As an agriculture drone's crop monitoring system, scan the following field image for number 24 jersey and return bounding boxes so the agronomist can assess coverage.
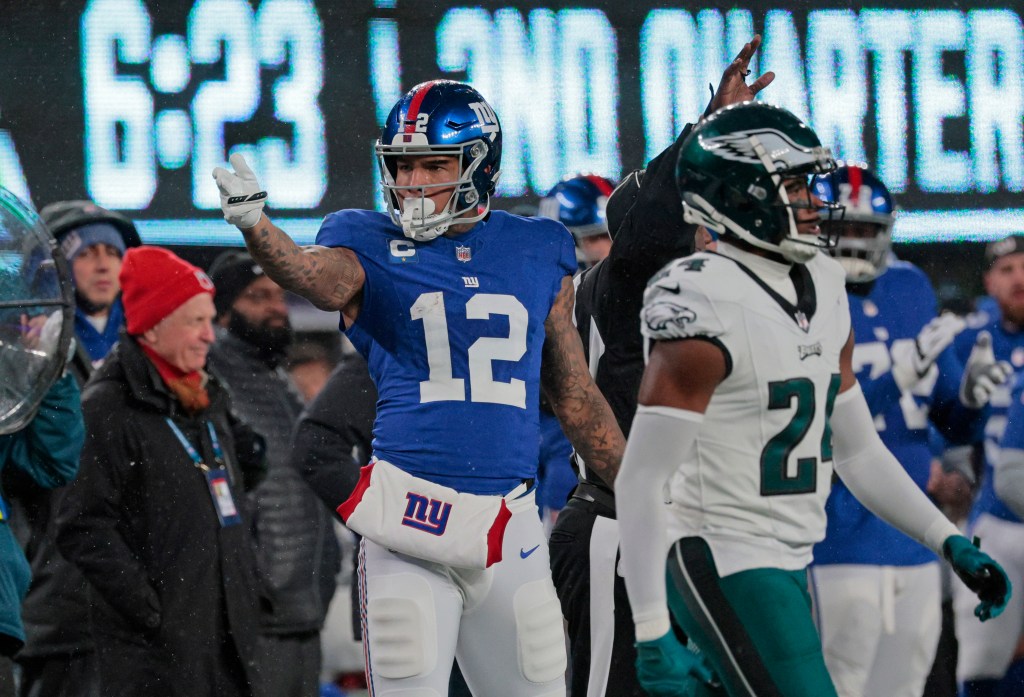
[640,250,850,576]
[316,209,577,495]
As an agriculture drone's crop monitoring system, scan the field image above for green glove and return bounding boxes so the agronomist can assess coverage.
[944,534,1012,621]
[635,630,718,697]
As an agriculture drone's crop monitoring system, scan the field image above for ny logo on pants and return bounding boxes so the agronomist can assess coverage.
[402,492,452,535]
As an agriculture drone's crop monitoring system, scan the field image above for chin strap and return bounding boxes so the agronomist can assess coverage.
[779,237,822,263]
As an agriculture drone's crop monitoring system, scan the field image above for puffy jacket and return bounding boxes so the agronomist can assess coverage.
[208,330,339,634]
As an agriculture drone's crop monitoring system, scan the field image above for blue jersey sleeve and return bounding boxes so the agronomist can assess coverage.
[315,209,370,250]
[859,371,902,418]
[520,216,576,320]
[315,209,409,352]
[954,323,983,364]
[1001,376,1024,450]
[546,219,578,290]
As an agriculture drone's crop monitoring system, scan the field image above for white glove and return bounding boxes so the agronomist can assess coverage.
[891,313,966,392]
[212,153,267,229]
[960,331,1014,408]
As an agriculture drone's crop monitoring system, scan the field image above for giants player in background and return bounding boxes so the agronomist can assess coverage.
[954,235,1024,697]
[539,174,616,268]
[535,173,617,530]
[809,164,1011,697]
[213,80,624,696]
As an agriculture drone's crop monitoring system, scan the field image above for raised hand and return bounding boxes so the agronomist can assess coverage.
[706,34,776,115]
[212,153,267,230]
[890,313,966,392]
[960,331,1014,408]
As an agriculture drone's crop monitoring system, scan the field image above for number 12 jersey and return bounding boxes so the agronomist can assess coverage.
[316,209,577,495]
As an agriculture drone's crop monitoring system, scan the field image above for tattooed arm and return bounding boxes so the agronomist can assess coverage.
[213,154,364,317]
[541,275,625,488]
[240,214,365,318]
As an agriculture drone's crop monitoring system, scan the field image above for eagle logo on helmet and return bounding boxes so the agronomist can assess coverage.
[644,302,698,334]
[703,128,813,168]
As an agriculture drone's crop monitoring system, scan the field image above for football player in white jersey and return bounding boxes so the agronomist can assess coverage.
[615,101,1012,697]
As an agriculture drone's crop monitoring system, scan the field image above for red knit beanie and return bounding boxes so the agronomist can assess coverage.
[119,246,216,335]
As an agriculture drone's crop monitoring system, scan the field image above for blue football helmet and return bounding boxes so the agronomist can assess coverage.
[538,174,616,240]
[813,162,895,282]
[376,80,502,241]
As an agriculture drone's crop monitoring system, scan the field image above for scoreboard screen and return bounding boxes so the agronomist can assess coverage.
[2,0,1023,245]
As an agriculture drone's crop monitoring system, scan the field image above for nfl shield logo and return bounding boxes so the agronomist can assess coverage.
[795,311,810,332]
[455,245,472,263]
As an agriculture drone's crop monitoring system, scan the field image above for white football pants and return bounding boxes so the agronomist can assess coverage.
[953,513,1024,681]
[810,562,941,697]
[356,490,567,696]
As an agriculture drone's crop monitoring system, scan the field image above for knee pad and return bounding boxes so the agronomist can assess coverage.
[513,579,567,683]
[365,574,438,680]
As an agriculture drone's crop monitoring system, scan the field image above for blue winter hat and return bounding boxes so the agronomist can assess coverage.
[58,223,127,263]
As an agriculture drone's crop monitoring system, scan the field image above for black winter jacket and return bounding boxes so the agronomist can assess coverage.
[289,353,377,642]
[208,331,339,635]
[56,336,265,697]
[289,353,377,514]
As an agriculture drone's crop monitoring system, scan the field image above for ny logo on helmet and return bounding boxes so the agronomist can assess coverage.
[402,492,452,536]
[468,101,499,141]
[703,128,816,168]
[836,182,875,214]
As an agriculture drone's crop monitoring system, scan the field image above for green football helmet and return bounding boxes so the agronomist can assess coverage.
[676,101,839,263]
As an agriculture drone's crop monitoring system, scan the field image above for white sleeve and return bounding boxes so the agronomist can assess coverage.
[616,405,703,641]
[831,383,960,554]
[995,448,1024,520]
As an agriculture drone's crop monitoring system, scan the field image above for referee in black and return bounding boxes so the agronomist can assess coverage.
[548,36,775,696]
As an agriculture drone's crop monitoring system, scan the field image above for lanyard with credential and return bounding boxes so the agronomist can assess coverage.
[164,418,240,527]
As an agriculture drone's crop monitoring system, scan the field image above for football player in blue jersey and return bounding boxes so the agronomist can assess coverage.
[808,164,1010,697]
[535,173,617,532]
[952,236,1024,697]
[539,174,617,267]
[989,373,1024,697]
[212,80,624,697]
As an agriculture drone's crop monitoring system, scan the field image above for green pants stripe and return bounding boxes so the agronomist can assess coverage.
[666,537,838,697]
